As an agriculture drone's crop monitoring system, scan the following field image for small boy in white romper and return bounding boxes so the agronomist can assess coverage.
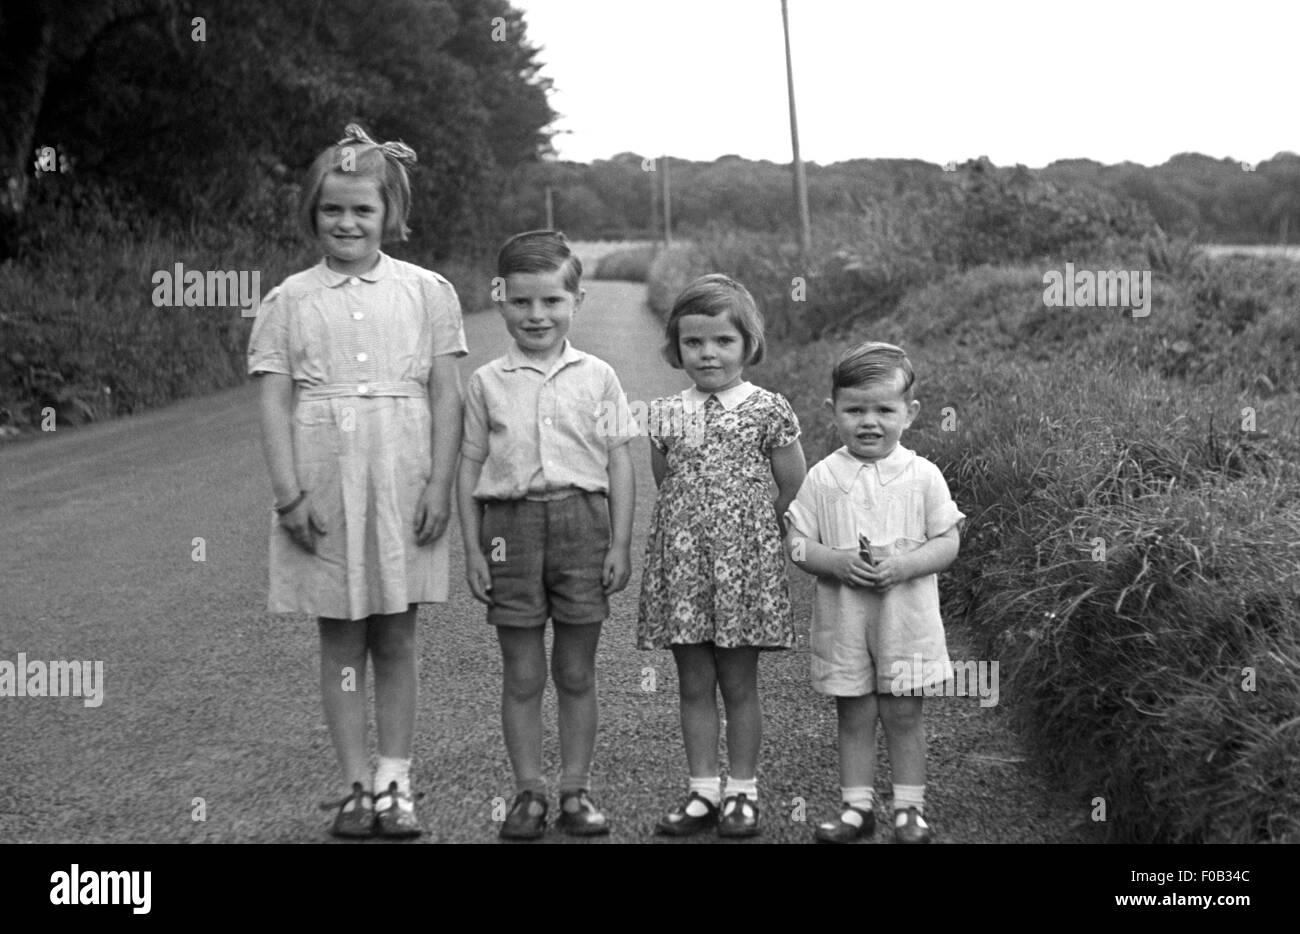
[786,341,964,844]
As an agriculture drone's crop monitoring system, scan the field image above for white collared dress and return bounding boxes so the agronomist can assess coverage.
[246,254,468,620]
[786,445,965,695]
[637,381,801,649]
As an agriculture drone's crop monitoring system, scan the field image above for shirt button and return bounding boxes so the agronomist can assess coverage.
[543,417,552,426]
[349,277,360,286]
[352,312,364,321]
[358,384,369,394]
[356,352,368,362]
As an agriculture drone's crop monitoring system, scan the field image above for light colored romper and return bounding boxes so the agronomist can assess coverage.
[786,445,965,695]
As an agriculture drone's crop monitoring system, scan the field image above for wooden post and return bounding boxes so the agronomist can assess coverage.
[782,0,812,259]
[544,185,554,229]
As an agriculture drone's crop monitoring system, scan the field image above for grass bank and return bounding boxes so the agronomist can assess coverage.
[647,231,1300,842]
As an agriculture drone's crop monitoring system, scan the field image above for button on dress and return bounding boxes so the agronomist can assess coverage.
[247,254,468,620]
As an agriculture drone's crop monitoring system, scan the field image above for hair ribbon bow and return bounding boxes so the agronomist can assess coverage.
[338,123,417,166]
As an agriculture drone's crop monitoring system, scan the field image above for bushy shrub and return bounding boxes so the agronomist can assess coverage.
[591,243,659,282]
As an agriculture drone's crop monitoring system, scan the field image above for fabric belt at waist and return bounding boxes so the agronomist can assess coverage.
[297,380,426,400]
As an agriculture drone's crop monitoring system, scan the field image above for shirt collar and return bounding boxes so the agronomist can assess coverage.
[826,444,916,490]
[501,339,586,376]
[683,380,757,411]
[315,252,392,288]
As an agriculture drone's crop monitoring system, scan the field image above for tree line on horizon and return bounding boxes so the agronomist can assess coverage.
[504,150,1300,246]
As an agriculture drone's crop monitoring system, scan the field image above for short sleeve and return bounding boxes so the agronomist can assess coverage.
[600,366,637,449]
[460,370,489,463]
[423,275,468,360]
[763,392,801,454]
[246,286,289,376]
[921,461,965,538]
[784,470,823,542]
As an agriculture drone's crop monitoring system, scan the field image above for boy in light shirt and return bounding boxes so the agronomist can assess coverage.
[458,230,635,839]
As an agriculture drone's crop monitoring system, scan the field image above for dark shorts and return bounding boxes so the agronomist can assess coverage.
[479,492,611,628]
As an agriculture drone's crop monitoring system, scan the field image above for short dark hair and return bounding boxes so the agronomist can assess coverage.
[497,229,583,293]
[832,341,916,401]
[662,274,766,368]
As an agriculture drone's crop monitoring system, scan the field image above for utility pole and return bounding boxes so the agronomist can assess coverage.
[544,185,554,229]
[782,0,812,259]
[661,155,673,246]
[648,163,660,242]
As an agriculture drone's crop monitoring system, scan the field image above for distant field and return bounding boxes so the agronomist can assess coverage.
[1198,243,1300,260]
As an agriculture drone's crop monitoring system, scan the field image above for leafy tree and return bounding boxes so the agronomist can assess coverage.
[1,0,557,260]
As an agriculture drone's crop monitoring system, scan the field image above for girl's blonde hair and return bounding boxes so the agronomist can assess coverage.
[298,124,417,243]
[663,274,766,368]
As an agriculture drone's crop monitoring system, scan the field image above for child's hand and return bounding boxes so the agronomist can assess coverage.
[862,556,907,592]
[828,548,875,588]
[281,496,327,554]
[414,484,450,546]
[602,545,631,595]
[465,550,494,605]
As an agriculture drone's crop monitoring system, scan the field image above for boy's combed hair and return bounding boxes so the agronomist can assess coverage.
[299,124,416,244]
[497,229,583,293]
[833,341,916,401]
[663,274,766,368]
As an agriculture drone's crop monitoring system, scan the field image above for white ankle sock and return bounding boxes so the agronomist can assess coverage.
[687,776,721,815]
[841,786,874,826]
[724,777,757,813]
[892,783,925,818]
[374,757,412,811]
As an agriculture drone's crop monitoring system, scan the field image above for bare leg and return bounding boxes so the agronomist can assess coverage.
[368,604,418,759]
[878,694,926,786]
[836,694,879,789]
[671,644,720,777]
[496,625,548,790]
[318,617,369,788]
[552,621,602,791]
[715,647,761,780]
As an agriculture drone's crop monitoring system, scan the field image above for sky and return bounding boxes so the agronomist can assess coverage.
[509,0,1298,169]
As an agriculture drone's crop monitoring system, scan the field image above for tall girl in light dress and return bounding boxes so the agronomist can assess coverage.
[248,125,466,838]
[637,274,807,837]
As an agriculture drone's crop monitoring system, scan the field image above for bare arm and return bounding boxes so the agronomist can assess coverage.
[456,454,492,604]
[866,525,960,590]
[769,439,807,538]
[787,525,961,590]
[257,373,326,552]
[257,373,298,504]
[416,356,464,545]
[602,441,635,594]
[650,444,668,488]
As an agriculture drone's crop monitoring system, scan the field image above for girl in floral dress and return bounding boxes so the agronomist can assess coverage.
[637,274,806,837]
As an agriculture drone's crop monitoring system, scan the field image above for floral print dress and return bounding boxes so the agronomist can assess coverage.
[637,384,801,649]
